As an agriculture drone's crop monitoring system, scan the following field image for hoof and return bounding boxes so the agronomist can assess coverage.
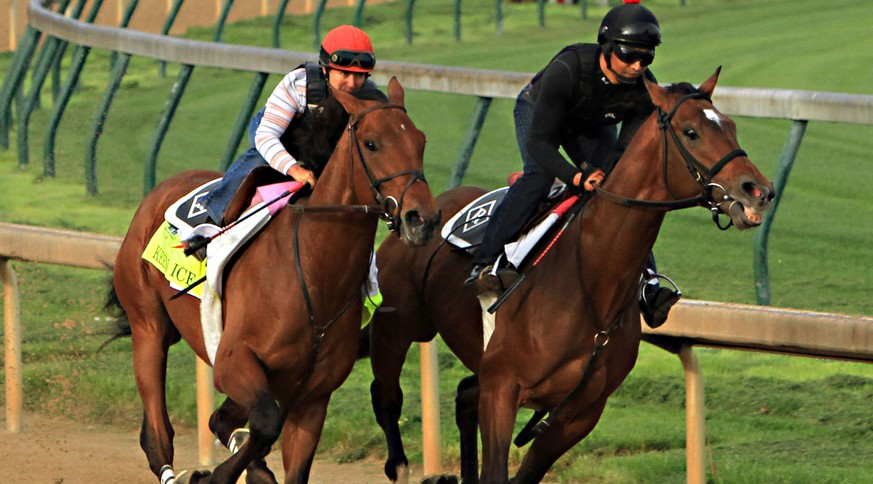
[175,469,212,484]
[421,474,460,484]
[385,460,409,483]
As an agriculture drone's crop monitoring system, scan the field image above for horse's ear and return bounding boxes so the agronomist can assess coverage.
[387,77,405,107]
[698,66,722,98]
[645,77,670,110]
[332,87,364,117]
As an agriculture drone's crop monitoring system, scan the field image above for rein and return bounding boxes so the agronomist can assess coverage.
[592,92,747,230]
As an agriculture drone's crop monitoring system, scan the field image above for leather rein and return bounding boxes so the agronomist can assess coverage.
[592,92,747,230]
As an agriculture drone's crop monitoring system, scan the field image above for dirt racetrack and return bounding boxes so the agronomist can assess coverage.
[0,411,413,483]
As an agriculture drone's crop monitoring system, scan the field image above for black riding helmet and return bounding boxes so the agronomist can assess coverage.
[598,1,661,83]
[598,1,661,48]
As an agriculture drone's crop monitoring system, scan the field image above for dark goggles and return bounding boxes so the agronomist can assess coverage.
[328,49,376,70]
[612,43,655,67]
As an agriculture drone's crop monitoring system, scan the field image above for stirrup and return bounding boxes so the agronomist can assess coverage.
[639,273,682,329]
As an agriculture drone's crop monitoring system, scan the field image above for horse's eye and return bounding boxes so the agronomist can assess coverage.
[683,128,699,141]
[364,140,378,152]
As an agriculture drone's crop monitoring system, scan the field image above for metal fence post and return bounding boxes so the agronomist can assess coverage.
[447,96,492,189]
[754,119,807,306]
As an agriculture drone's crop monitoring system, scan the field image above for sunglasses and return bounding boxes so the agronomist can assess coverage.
[329,50,376,70]
[612,43,655,67]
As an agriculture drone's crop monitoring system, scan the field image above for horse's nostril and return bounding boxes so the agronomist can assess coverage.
[404,210,423,228]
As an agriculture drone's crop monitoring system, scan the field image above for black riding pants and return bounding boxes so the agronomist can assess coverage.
[472,85,616,266]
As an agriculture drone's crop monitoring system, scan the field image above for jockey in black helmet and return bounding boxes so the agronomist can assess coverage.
[466,0,679,328]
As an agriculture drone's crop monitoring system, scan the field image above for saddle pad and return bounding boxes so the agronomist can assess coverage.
[440,187,509,251]
[441,180,568,253]
[164,178,222,240]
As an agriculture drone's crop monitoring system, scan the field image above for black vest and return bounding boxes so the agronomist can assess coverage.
[529,43,655,132]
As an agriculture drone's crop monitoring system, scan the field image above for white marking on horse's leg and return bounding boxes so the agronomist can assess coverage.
[160,464,176,484]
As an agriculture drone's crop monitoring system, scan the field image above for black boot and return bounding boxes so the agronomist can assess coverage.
[640,285,681,329]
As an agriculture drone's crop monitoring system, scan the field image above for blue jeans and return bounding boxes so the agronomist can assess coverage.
[202,107,268,224]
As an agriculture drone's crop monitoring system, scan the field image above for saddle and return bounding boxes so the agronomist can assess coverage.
[441,175,573,265]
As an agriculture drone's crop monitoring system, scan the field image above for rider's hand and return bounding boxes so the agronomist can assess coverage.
[288,164,317,189]
[572,169,605,192]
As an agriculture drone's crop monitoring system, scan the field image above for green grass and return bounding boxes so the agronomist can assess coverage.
[2,0,873,482]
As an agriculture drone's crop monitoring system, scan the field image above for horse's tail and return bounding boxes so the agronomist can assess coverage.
[99,270,132,352]
[357,324,371,360]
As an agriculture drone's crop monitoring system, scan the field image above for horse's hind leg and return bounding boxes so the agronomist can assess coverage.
[455,375,480,482]
[127,307,179,480]
[210,396,276,483]
[512,397,608,483]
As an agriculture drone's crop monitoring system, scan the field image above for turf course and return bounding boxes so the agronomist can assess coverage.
[1,0,872,481]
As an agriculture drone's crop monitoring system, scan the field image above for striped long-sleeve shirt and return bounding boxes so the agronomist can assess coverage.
[254,67,309,175]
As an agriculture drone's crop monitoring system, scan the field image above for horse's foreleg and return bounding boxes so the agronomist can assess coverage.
[280,397,330,484]
[208,396,277,483]
[209,396,249,446]
[512,397,608,484]
[130,322,176,480]
[211,349,283,484]
[369,324,416,483]
[478,377,520,484]
[455,375,480,482]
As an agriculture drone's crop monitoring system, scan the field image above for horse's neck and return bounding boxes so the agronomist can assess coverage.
[298,141,378,261]
[308,141,367,207]
[576,133,668,317]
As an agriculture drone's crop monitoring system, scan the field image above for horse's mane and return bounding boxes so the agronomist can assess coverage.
[664,82,702,95]
[289,85,389,176]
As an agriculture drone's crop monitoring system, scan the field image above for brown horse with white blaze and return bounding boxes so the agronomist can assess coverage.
[369,69,774,483]
[109,78,440,483]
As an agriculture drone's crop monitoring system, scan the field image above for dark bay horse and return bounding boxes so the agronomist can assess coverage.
[369,69,774,483]
[108,78,440,483]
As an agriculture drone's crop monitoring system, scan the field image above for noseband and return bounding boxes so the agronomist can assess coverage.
[593,92,747,230]
[347,103,429,233]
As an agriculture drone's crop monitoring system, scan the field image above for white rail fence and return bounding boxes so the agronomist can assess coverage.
[3,223,873,482]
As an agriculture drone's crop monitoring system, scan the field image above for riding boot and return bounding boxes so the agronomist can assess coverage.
[467,258,519,293]
[183,234,210,261]
[639,255,681,328]
[640,284,681,329]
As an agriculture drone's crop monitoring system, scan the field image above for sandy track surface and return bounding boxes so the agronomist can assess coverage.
[0,411,413,483]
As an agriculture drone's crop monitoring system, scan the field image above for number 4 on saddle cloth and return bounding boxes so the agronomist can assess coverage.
[140,172,382,365]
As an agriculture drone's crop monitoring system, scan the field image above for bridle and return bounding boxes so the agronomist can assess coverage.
[592,92,747,230]
[346,103,429,233]
[289,101,431,398]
